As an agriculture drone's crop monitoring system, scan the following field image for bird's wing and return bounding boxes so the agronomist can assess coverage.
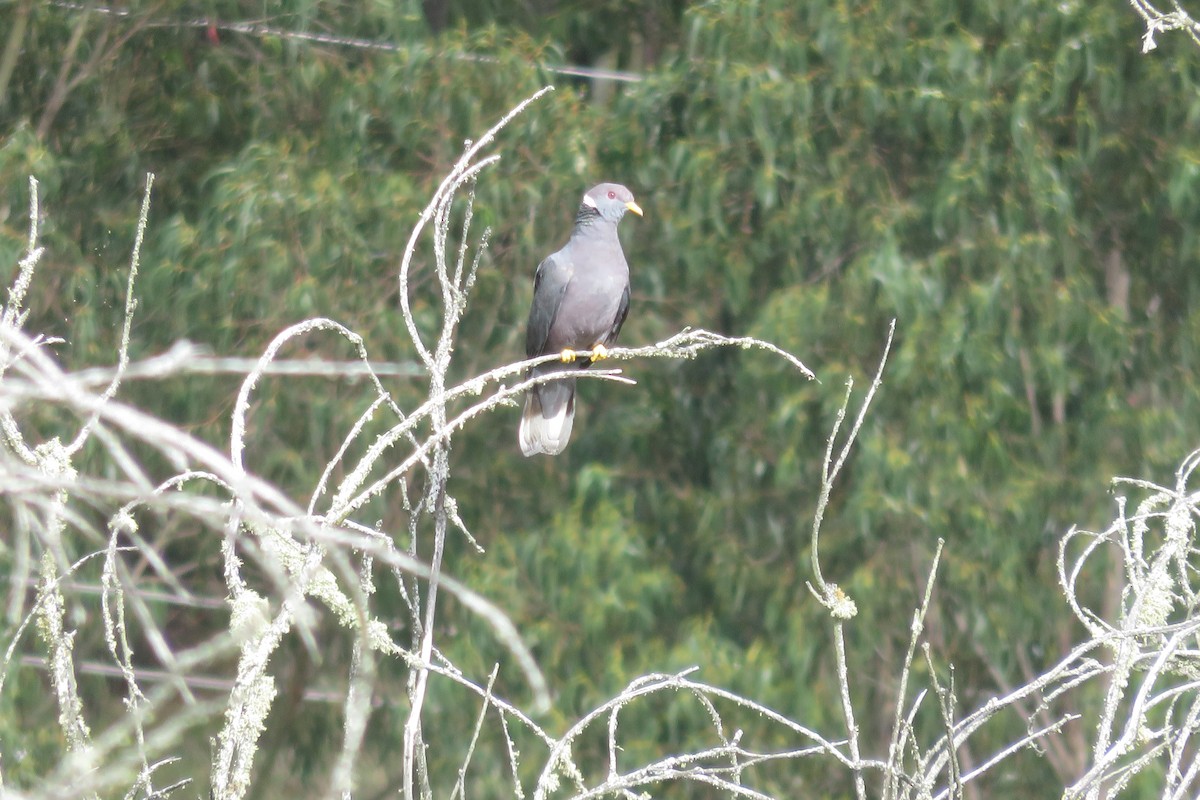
[525,252,573,358]
[604,282,630,346]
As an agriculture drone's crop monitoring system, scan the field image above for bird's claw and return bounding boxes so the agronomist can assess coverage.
[559,348,578,363]
[590,343,609,361]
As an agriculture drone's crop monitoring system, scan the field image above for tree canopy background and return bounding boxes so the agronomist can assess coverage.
[2,0,1199,796]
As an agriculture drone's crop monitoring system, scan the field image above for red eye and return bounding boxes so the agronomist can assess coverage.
[607,190,616,199]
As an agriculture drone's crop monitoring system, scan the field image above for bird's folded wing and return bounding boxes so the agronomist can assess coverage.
[525,252,574,358]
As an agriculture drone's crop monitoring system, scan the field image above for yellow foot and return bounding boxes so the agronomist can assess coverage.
[590,343,609,361]
[559,348,578,363]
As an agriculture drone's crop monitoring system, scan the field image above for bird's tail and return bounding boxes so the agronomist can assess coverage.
[519,380,576,457]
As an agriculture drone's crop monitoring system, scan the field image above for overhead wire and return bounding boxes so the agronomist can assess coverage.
[48,1,646,84]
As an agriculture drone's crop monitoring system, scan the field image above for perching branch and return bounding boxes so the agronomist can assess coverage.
[1128,0,1200,52]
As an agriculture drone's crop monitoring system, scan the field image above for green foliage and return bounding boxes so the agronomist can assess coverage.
[0,670,63,784]
[2,0,1199,796]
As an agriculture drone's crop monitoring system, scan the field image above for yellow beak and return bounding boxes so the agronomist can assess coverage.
[626,200,644,217]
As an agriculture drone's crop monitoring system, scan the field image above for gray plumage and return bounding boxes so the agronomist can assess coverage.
[519,183,642,457]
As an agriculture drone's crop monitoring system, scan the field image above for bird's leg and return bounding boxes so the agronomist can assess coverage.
[589,343,609,361]
[559,348,578,363]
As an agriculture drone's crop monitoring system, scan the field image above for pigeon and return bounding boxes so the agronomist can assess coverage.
[519,183,642,457]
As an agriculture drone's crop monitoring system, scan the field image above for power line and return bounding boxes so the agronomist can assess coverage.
[49,1,645,84]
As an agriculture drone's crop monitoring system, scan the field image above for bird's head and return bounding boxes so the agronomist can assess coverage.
[582,183,643,223]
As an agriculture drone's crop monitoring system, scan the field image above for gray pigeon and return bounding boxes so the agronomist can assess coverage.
[519,183,642,457]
